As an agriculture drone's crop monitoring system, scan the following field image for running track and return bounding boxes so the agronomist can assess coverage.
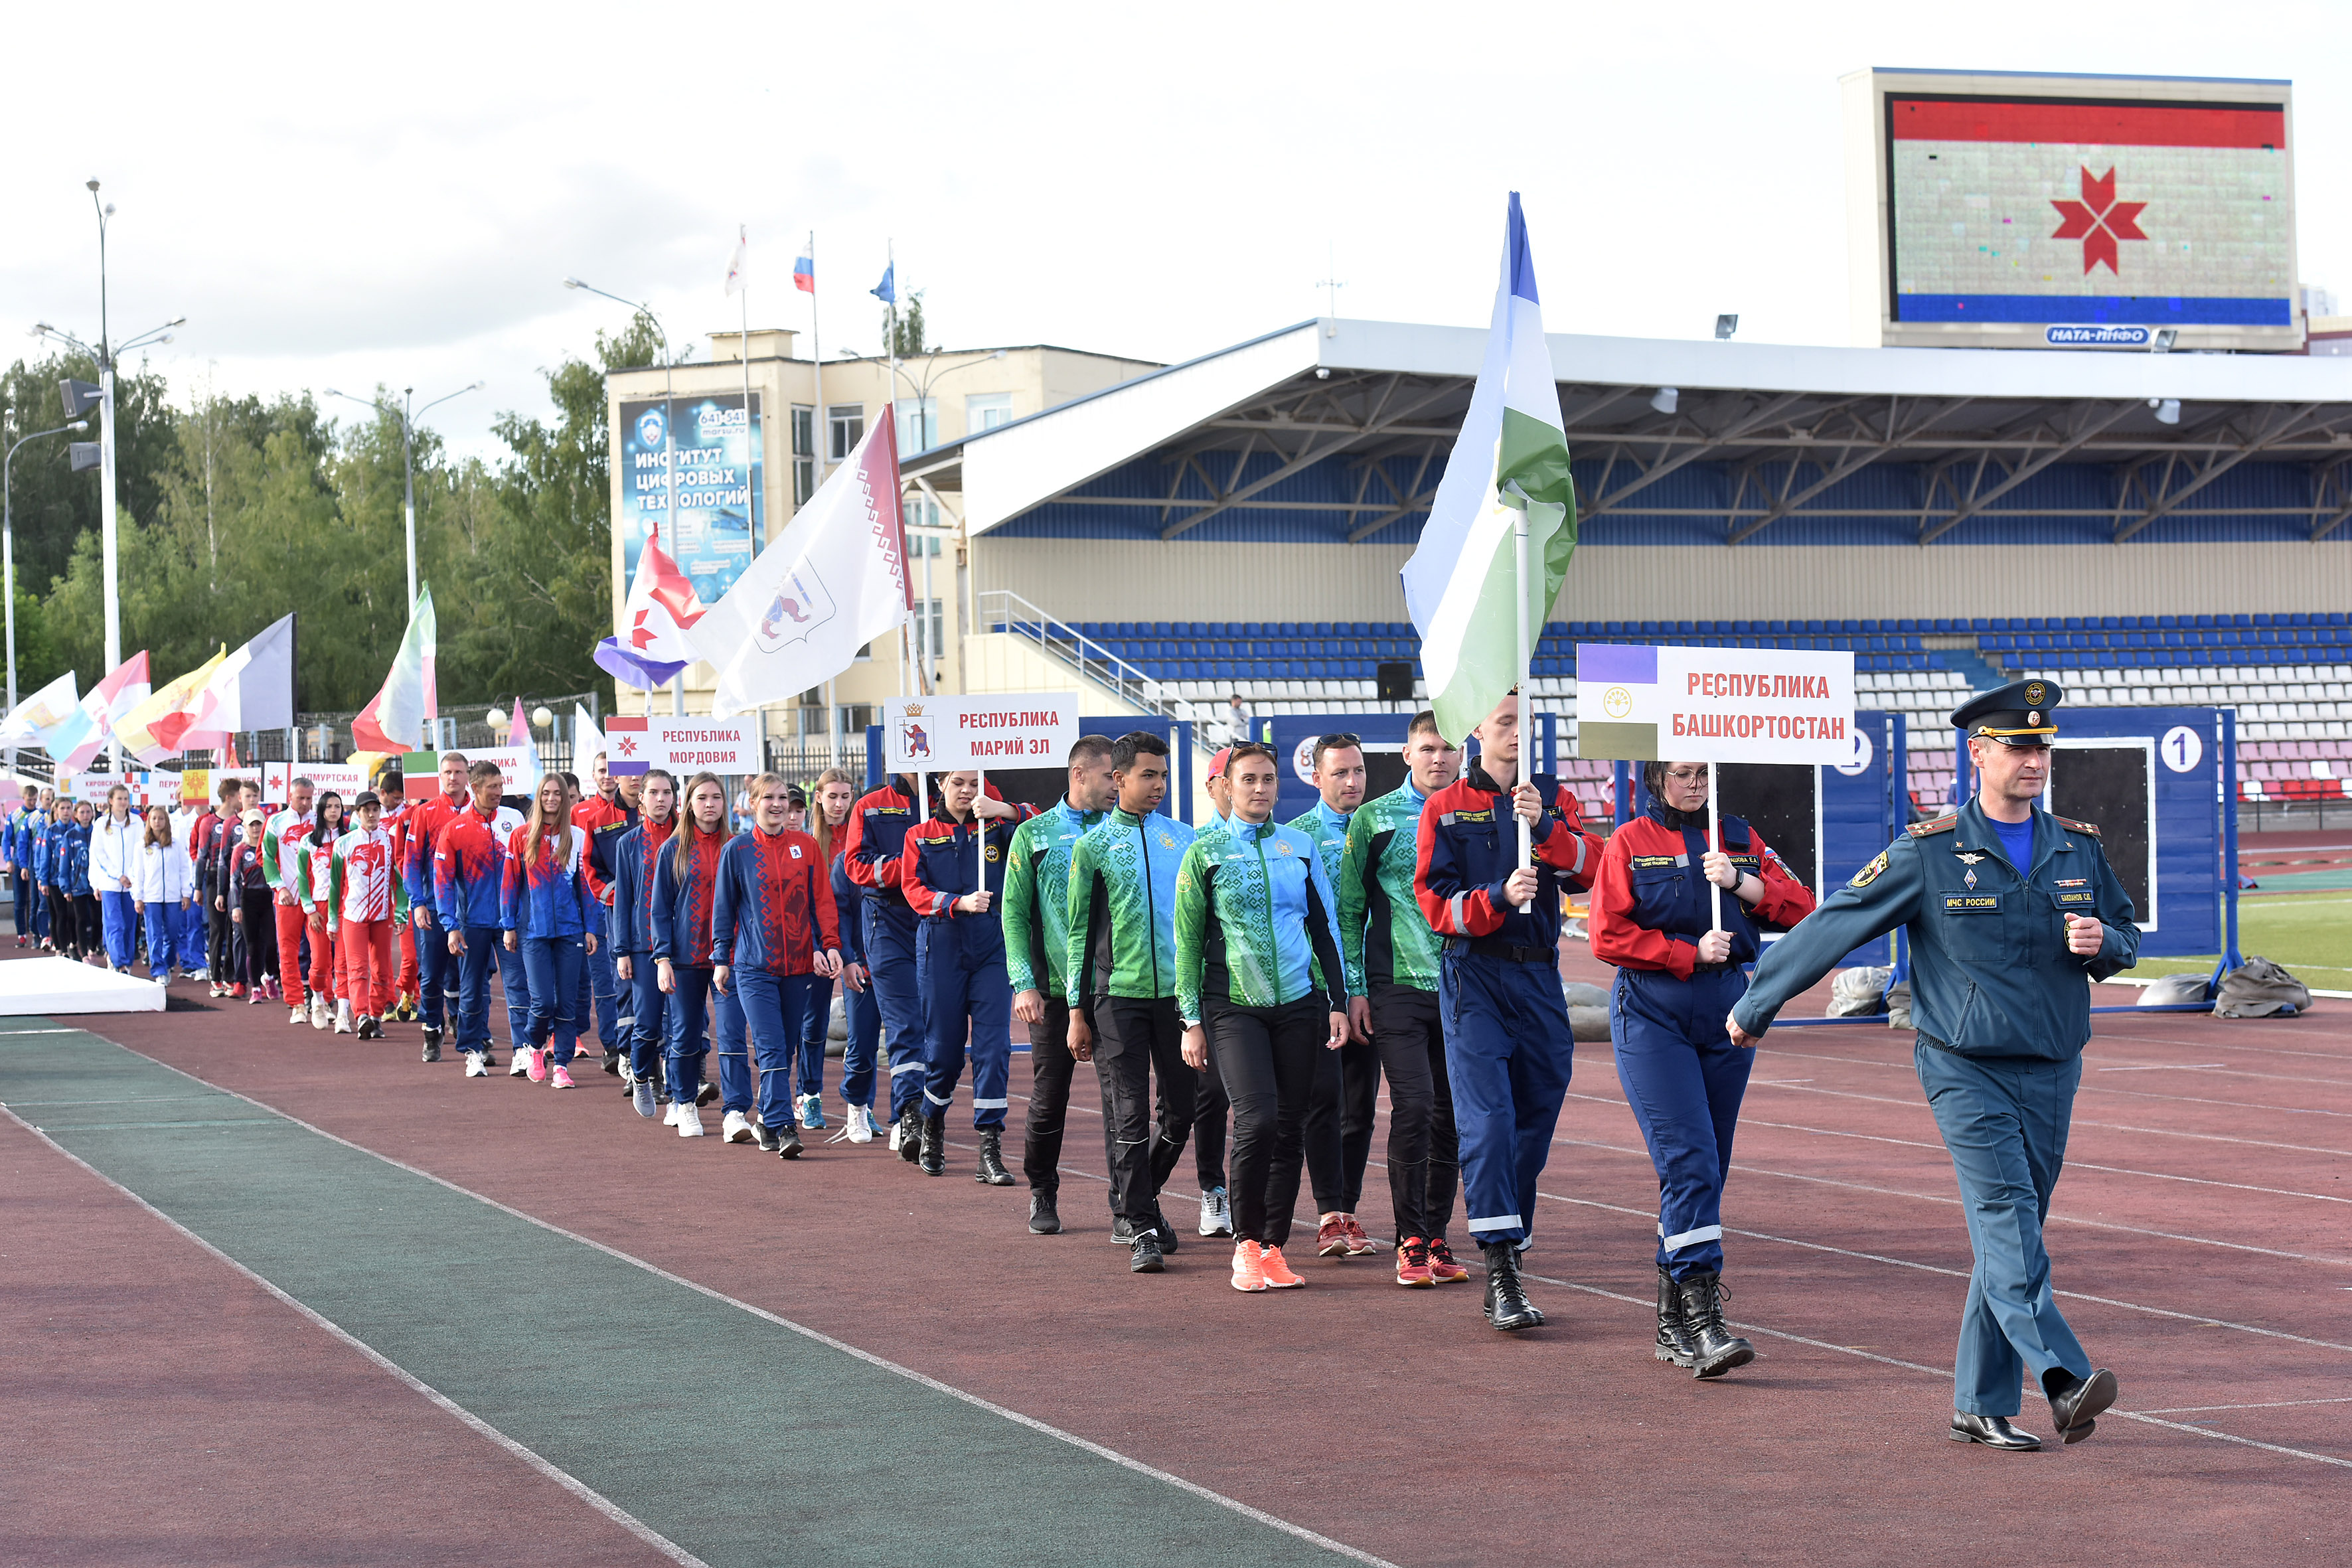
[3,944,2345,1565]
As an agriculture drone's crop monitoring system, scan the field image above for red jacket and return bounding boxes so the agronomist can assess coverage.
[403,789,469,911]
[573,793,632,902]
[842,777,1012,911]
[1589,808,1815,979]
[1413,763,1600,951]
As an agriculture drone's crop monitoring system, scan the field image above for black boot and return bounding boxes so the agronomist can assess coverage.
[1676,1269,1755,1378]
[919,1114,946,1176]
[975,1129,1014,1186]
[1655,1266,1699,1368]
[897,1107,923,1164]
[1028,1190,1061,1234]
[421,1026,441,1063]
[1480,1241,1543,1331]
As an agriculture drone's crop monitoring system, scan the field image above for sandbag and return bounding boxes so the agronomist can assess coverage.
[1884,980,1913,1030]
[2136,972,2209,1007]
[1562,980,1609,1009]
[1827,966,1891,1017]
[2215,956,2312,1019]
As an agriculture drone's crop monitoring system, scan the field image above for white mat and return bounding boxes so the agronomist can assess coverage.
[0,956,169,1015]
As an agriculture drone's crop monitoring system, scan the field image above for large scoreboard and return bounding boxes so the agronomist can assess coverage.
[1843,68,2299,352]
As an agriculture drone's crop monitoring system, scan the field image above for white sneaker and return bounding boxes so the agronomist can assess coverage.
[633,1081,659,1118]
[722,1109,753,1143]
[509,1050,532,1077]
[155,971,171,986]
[662,1099,681,1127]
[1199,1186,1231,1237]
[288,1004,306,1026]
[309,994,330,1029]
[676,1103,706,1137]
[463,1052,488,1077]
[888,1118,903,1152]
[845,1105,876,1144]
[333,1001,353,1035]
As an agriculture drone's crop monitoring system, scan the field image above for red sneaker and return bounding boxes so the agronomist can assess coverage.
[1315,1215,1350,1257]
[1395,1237,1434,1287]
[1259,1245,1305,1289]
[1427,1237,1470,1284]
[1342,1215,1377,1255]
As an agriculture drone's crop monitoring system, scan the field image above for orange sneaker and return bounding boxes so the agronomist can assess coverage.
[1231,1240,1267,1292]
[1427,1237,1470,1283]
[1342,1215,1377,1256]
[1259,1245,1305,1289]
[1315,1215,1350,1257]
[1395,1237,1435,1287]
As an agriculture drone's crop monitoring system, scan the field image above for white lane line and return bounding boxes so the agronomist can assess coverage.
[27,1048,1400,1568]
[1762,1042,2352,1119]
[3,1108,711,1568]
[2089,1031,2352,1064]
[2138,1397,2352,1415]
[2096,1063,2227,1073]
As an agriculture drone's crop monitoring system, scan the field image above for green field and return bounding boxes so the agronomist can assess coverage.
[2130,890,2352,992]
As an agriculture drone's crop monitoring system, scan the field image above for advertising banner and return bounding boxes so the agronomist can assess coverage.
[1576,645,1857,765]
[619,393,763,609]
[651,718,762,775]
[882,695,1079,773]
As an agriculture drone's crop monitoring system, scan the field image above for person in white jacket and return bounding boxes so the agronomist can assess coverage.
[131,804,191,984]
[87,785,143,973]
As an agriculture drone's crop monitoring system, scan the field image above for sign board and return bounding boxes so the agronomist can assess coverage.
[651,718,761,775]
[882,695,1079,773]
[615,392,764,611]
[1843,68,2299,353]
[1575,645,1857,765]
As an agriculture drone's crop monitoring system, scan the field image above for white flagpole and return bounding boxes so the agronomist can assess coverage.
[739,225,756,567]
[1708,761,1724,935]
[975,766,985,889]
[1513,508,1531,907]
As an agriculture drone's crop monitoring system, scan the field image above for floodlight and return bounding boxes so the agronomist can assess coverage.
[2150,398,2181,425]
[2152,329,2177,353]
[1650,387,1680,415]
[1714,314,1739,341]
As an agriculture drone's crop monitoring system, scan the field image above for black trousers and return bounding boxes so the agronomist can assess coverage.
[1022,998,1077,1193]
[233,890,275,988]
[1093,995,1192,1224]
[47,888,77,954]
[1207,997,1327,1249]
[1371,984,1458,1242]
[1193,1054,1228,1190]
[208,887,234,977]
[73,894,100,956]
[1304,1035,1380,1215]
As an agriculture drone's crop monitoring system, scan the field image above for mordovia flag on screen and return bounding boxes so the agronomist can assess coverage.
[48,653,151,771]
[353,586,437,753]
[698,411,910,720]
[1401,193,1576,744]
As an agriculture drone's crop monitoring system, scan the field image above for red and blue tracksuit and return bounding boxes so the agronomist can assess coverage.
[1590,805,1815,1279]
[711,826,842,1134]
[1415,764,1601,1247]
[405,790,469,1032]
[433,803,528,1056]
[826,850,883,1117]
[841,778,932,1121]
[576,795,633,1052]
[650,828,746,1112]
[899,807,1028,1131]
[501,824,595,1066]
[606,815,678,1085]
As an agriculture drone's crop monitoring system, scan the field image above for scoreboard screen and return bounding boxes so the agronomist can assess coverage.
[1847,70,2299,351]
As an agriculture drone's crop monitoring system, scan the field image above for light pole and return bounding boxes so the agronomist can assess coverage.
[3,416,89,714]
[324,381,483,609]
[564,277,682,718]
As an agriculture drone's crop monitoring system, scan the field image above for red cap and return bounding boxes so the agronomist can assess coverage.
[1208,747,1232,778]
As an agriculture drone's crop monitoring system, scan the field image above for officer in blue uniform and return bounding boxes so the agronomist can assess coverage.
[1731,679,2134,1449]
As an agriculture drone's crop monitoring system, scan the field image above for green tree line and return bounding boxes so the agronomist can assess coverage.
[0,319,662,713]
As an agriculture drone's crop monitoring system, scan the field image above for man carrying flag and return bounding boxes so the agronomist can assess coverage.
[1404,193,1598,1332]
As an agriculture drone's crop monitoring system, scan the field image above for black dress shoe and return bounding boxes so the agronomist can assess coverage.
[1480,1241,1542,1331]
[2049,1368,2116,1442]
[1948,1411,2042,1450]
[1129,1233,1164,1273]
[1029,1192,1061,1235]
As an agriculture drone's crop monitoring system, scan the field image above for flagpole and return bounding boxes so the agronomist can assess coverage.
[1707,761,1724,935]
[1514,509,1531,906]
[809,231,824,485]
[739,226,756,567]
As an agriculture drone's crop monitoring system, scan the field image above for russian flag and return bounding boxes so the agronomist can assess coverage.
[794,245,815,295]
[1888,96,2293,327]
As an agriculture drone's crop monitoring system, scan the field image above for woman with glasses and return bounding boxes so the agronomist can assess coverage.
[1588,759,1816,1379]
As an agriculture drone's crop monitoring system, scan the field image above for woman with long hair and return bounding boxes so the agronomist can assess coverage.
[36,798,74,958]
[299,793,346,1031]
[222,808,275,1001]
[712,772,843,1157]
[501,773,596,1087]
[649,771,735,1137]
[806,766,882,1139]
[131,803,190,985]
[67,801,99,966]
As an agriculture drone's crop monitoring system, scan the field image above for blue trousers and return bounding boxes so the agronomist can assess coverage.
[627,959,668,1081]
[177,897,206,971]
[101,889,137,969]
[518,935,586,1066]
[1916,1042,2093,1419]
[864,900,930,1120]
[498,940,531,1047]
[142,902,179,976]
[1439,947,1575,1245]
[838,970,883,1112]
[665,967,747,1111]
[416,913,458,1030]
[453,930,530,1053]
[1611,966,1755,1278]
[793,975,832,1102]
[917,921,1014,1130]
[737,969,821,1134]
[13,870,33,940]
[584,903,619,1050]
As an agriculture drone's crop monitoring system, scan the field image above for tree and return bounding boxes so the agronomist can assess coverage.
[0,350,177,595]
[890,291,927,357]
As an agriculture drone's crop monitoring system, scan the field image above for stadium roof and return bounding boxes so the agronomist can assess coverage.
[904,317,2352,549]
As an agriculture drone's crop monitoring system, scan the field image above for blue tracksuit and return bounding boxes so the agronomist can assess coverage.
[501,828,592,1065]
[607,817,676,1083]
[1590,806,1817,1278]
[828,852,883,1114]
[844,779,931,1121]
[901,810,1020,1131]
[1415,764,1601,1247]
[710,826,840,1133]
[651,828,747,1111]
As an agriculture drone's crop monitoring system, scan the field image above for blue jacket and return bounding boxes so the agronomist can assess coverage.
[55,821,93,896]
[1415,764,1600,953]
[710,828,840,975]
[606,818,677,958]
[649,828,726,970]
[499,827,591,939]
[831,853,866,967]
[1735,798,2139,1061]
[7,806,40,870]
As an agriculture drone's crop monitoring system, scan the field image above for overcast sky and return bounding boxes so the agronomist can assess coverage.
[4,2,2345,461]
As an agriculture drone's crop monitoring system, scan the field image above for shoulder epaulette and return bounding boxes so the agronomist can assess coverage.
[2057,815,2101,837]
[1906,815,1958,838]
